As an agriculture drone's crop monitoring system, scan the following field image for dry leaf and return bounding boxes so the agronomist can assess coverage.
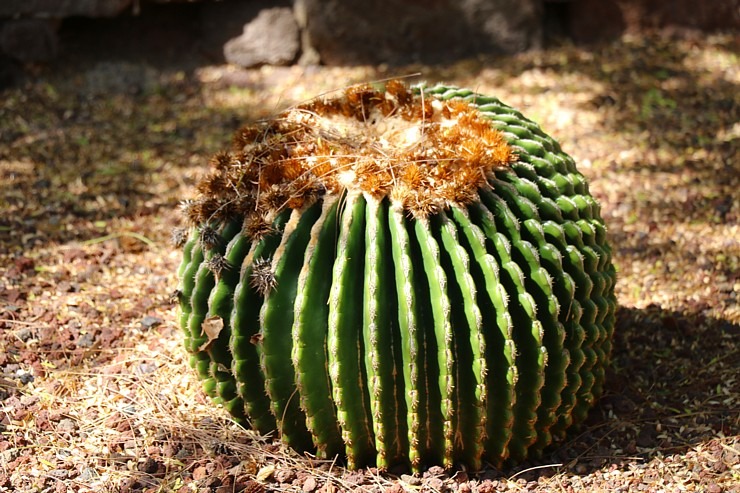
[256,464,275,482]
[198,316,224,351]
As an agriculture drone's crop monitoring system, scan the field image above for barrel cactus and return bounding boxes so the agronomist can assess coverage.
[173,81,617,471]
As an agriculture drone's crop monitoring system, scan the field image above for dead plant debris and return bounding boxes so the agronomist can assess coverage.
[1,32,738,492]
[184,80,514,225]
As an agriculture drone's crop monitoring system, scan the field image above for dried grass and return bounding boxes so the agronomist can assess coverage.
[1,30,738,492]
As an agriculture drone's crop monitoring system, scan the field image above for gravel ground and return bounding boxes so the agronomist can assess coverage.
[0,26,738,493]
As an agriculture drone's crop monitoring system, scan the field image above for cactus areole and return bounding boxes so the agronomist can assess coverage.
[175,81,617,471]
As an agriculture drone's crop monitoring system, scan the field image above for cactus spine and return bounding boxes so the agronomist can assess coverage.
[175,81,617,471]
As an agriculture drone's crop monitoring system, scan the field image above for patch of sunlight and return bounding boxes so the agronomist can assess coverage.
[686,36,739,84]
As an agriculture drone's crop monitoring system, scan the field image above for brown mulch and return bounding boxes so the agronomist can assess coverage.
[1,27,738,493]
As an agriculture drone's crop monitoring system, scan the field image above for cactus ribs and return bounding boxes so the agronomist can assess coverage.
[175,81,617,471]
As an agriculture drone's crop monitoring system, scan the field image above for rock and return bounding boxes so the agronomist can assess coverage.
[138,457,160,474]
[78,468,98,482]
[298,0,542,65]
[15,327,34,343]
[200,0,268,63]
[223,6,300,68]
[274,468,296,484]
[301,476,317,492]
[292,0,320,65]
[57,418,77,433]
[0,0,132,17]
[77,332,95,348]
[0,19,59,62]
[401,474,421,486]
[16,370,34,385]
[140,315,163,330]
[569,0,740,43]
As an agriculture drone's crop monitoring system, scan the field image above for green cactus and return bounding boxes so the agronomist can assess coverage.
[174,81,617,471]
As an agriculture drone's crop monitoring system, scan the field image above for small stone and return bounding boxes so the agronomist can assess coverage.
[140,316,162,329]
[54,479,67,493]
[342,470,364,485]
[136,362,157,374]
[78,468,98,482]
[401,474,421,486]
[240,480,265,493]
[19,394,37,407]
[16,371,34,385]
[118,477,138,493]
[302,476,317,492]
[162,444,179,458]
[275,468,296,483]
[55,449,72,460]
[48,469,67,479]
[139,457,160,474]
[318,482,336,493]
[16,327,34,342]
[477,480,496,493]
[705,483,721,493]
[77,332,95,348]
[426,477,445,491]
[193,465,208,481]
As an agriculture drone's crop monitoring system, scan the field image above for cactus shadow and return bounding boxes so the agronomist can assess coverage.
[500,304,739,481]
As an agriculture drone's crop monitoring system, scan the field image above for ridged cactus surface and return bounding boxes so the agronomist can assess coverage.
[174,81,617,471]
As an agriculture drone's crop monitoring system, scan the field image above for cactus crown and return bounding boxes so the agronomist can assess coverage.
[185,80,514,225]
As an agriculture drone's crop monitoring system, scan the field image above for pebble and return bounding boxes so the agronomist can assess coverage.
[57,418,77,433]
[706,483,722,493]
[136,362,158,374]
[77,467,98,482]
[401,474,421,485]
[77,332,95,348]
[48,469,68,479]
[16,370,34,385]
[426,477,445,490]
[275,468,295,483]
[16,327,34,342]
[20,394,38,406]
[140,315,162,329]
[139,457,159,474]
[302,476,317,492]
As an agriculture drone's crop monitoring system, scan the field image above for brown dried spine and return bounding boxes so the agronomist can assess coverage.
[187,81,515,225]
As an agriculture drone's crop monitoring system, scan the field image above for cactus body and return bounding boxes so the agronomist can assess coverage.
[175,82,617,470]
